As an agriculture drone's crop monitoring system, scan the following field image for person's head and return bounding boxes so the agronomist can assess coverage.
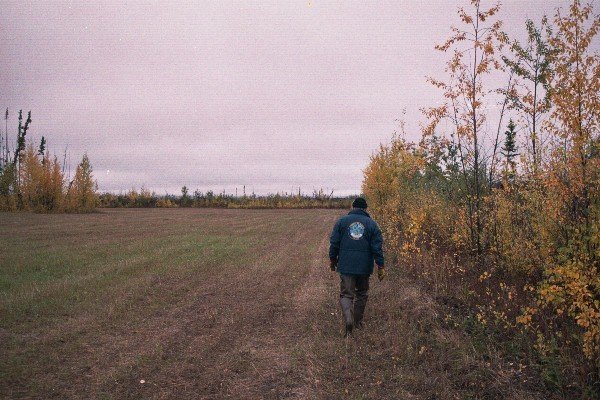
[352,197,368,209]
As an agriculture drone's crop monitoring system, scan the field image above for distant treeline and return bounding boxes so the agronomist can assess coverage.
[98,187,354,209]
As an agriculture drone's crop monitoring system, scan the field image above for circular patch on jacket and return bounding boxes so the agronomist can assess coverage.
[348,222,365,240]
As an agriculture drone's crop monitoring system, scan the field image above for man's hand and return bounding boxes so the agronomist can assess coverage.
[330,259,337,272]
[377,267,386,281]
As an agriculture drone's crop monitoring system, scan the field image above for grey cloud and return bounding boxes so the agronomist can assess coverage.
[1,1,574,195]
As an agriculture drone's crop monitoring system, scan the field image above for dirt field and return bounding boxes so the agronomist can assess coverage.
[1,209,544,399]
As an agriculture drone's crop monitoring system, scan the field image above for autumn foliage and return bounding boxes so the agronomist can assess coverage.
[17,144,65,212]
[363,0,599,394]
[0,114,97,213]
[65,153,98,212]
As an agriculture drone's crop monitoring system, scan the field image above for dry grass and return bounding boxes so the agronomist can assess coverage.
[1,209,548,399]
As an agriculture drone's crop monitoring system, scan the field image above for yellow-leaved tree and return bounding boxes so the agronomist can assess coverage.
[423,0,507,261]
[18,144,64,212]
[533,0,600,359]
[66,153,97,212]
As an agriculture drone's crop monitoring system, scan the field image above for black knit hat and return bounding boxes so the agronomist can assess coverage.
[352,197,368,209]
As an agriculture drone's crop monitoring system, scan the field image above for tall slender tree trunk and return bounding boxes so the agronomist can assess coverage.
[452,97,476,250]
[472,1,483,261]
[574,23,591,253]
[489,71,514,186]
[4,114,7,166]
[532,63,539,175]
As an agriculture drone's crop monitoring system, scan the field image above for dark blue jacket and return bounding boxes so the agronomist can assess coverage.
[329,208,384,276]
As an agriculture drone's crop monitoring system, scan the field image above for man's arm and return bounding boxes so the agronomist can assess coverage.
[370,222,385,268]
[329,219,341,265]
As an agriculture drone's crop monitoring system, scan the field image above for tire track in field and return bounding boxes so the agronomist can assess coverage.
[219,221,336,399]
[279,234,331,399]
[95,211,339,399]
[96,219,306,397]
[196,215,336,399]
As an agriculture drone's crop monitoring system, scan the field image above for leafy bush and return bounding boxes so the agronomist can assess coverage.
[363,1,600,395]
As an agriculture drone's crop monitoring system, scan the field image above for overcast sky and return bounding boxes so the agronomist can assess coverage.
[0,1,578,195]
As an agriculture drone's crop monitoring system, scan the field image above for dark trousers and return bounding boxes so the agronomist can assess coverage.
[339,274,370,326]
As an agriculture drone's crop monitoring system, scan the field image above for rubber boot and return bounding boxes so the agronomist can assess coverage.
[340,297,354,337]
[353,276,369,330]
[354,297,367,329]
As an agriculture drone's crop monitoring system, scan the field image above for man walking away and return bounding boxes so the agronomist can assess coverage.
[329,197,385,337]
